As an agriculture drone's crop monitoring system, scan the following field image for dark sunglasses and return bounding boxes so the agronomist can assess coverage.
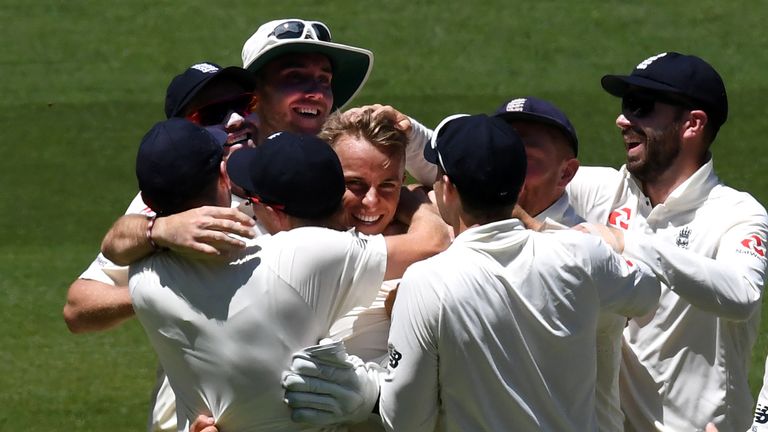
[187,93,254,126]
[621,92,696,119]
[270,20,332,42]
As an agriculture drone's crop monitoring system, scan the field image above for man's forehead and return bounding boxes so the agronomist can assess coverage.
[270,52,333,72]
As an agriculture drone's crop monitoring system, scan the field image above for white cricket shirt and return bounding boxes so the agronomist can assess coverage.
[568,160,768,431]
[379,219,660,432]
[534,192,629,432]
[130,226,387,432]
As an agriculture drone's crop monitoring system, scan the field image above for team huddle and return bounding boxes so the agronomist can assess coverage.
[62,17,768,432]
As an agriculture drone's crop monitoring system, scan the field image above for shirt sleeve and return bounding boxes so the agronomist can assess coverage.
[404,117,437,186]
[566,166,622,224]
[77,192,152,285]
[576,233,661,317]
[622,214,768,321]
[379,262,441,432]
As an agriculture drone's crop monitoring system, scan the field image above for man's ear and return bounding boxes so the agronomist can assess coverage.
[683,110,708,140]
[441,175,458,204]
[558,157,580,188]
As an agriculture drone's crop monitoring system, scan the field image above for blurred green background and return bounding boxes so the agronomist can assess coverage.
[2,1,767,430]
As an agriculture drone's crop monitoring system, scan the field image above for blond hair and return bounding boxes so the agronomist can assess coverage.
[319,108,408,158]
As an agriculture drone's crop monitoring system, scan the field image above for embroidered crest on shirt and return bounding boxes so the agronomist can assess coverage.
[740,234,766,257]
[608,207,631,230]
[675,227,691,249]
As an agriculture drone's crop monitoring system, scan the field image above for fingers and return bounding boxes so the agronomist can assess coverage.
[189,415,217,432]
[153,206,257,257]
[342,104,411,133]
[289,407,340,426]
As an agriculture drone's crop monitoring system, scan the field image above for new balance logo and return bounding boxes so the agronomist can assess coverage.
[388,344,402,369]
[754,403,768,424]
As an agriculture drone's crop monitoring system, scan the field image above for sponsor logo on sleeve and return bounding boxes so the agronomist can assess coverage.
[608,207,632,230]
[740,234,766,258]
[387,343,402,369]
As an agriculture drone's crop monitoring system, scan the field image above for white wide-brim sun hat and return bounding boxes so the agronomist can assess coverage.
[241,19,374,110]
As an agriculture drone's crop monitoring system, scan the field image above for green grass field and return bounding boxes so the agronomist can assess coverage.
[3,1,768,430]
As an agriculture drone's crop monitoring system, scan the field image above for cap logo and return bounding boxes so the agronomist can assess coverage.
[505,98,527,112]
[267,132,283,140]
[190,63,220,74]
[635,53,668,70]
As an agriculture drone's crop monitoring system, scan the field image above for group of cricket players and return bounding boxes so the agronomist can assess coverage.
[62,17,768,432]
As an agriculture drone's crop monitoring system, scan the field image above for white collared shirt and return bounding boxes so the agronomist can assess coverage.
[568,160,768,431]
[130,226,386,432]
[380,219,659,432]
[534,193,629,432]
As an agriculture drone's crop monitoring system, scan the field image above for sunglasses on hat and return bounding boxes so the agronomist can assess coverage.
[269,20,332,42]
[621,92,697,119]
[187,93,254,127]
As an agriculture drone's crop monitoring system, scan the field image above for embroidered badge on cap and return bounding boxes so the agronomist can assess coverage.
[190,63,220,74]
[505,98,526,112]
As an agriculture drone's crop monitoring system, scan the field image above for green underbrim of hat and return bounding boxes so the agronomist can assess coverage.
[244,40,373,110]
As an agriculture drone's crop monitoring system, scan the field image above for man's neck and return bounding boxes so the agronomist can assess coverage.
[639,160,703,206]
[517,187,563,218]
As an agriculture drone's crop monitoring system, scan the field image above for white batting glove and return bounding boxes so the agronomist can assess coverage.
[282,343,382,426]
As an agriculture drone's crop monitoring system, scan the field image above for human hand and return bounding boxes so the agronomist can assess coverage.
[512,204,544,231]
[393,186,435,226]
[343,104,412,135]
[189,415,218,432]
[705,422,719,432]
[153,206,257,258]
[282,344,381,426]
[573,223,625,253]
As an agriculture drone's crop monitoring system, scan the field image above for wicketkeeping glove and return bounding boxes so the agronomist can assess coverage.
[282,341,383,426]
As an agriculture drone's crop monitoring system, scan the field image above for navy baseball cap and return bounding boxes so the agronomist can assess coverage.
[601,52,728,129]
[494,97,579,156]
[137,118,225,215]
[227,131,345,219]
[164,62,257,118]
[424,114,527,206]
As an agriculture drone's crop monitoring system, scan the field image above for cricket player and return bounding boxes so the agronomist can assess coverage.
[63,61,262,432]
[566,52,768,431]
[127,120,449,431]
[280,114,660,431]
[66,18,382,431]
[494,96,633,431]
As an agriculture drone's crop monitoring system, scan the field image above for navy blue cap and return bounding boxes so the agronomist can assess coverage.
[164,62,257,118]
[494,97,578,156]
[424,114,527,206]
[227,131,345,219]
[137,118,225,215]
[601,52,728,129]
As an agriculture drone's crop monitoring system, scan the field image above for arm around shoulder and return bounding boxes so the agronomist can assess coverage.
[383,188,451,280]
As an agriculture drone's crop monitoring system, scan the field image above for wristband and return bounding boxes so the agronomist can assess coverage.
[146,215,160,250]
